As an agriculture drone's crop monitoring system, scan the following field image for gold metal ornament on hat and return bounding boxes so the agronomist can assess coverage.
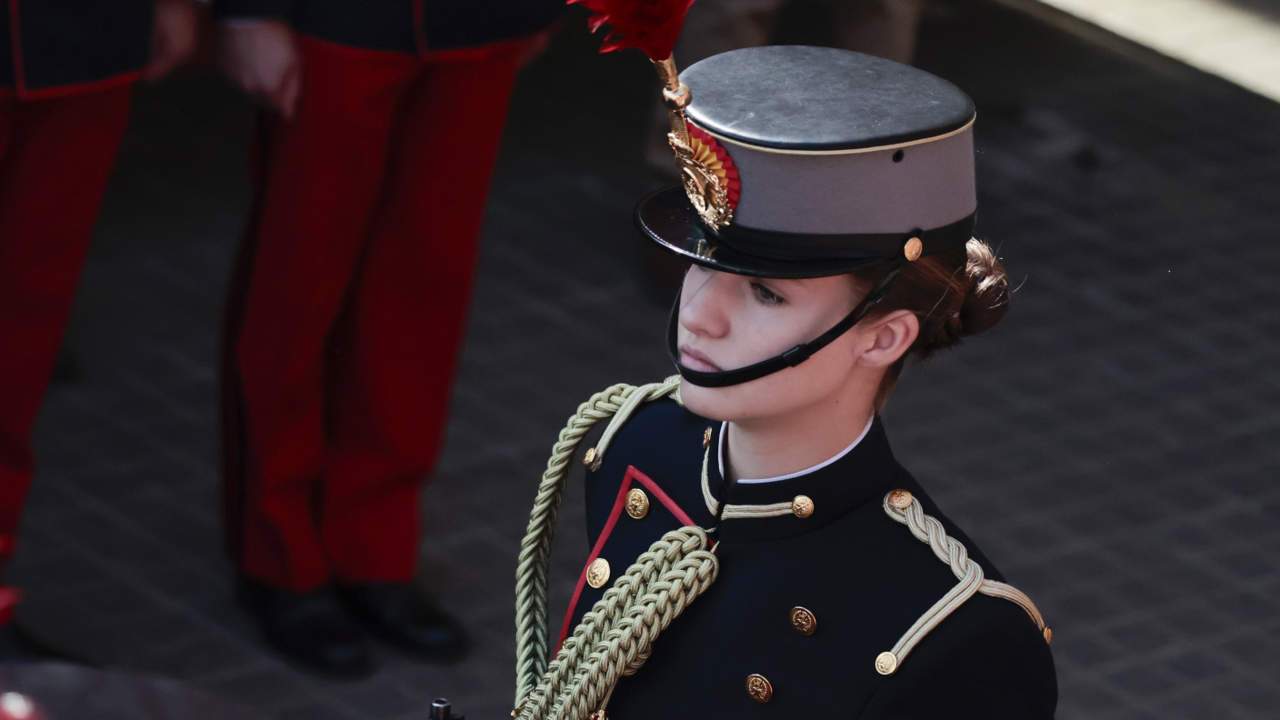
[654,58,735,229]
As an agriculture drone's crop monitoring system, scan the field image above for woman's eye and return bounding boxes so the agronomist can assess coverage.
[750,282,785,305]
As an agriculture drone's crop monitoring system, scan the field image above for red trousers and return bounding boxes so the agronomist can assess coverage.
[0,88,132,556]
[222,37,524,591]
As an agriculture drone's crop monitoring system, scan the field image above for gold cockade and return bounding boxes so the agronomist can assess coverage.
[653,57,736,229]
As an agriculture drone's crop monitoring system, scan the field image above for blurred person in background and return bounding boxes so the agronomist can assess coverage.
[214,0,561,678]
[0,0,198,651]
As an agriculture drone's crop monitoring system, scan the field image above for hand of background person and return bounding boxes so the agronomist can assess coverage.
[145,0,200,81]
[216,19,302,120]
[518,31,552,69]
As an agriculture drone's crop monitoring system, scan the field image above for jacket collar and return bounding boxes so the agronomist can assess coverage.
[702,415,898,542]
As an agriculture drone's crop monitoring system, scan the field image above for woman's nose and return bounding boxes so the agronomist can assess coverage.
[679,269,730,339]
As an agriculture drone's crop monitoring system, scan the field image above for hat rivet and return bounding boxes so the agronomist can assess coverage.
[903,236,923,262]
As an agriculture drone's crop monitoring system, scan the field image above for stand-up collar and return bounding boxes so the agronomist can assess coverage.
[703,415,898,542]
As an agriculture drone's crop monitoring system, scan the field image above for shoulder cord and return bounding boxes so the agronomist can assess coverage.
[516,376,708,715]
[877,490,1050,676]
[517,526,719,720]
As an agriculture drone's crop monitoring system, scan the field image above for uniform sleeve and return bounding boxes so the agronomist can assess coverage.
[857,598,1058,719]
[212,0,298,22]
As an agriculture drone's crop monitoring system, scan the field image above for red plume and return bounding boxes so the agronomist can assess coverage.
[568,0,695,61]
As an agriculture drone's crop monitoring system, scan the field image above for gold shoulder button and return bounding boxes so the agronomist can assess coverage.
[875,651,898,676]
[702,426,713,448]
[887,489,914,510]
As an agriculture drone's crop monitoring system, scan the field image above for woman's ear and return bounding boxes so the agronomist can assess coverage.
[854,309,919,369]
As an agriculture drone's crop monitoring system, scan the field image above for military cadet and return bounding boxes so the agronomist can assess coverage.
[510,42,1058,720]
[213,0,561,678]
[0,0,197,630]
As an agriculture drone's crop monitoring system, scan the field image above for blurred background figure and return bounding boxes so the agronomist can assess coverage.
[212,0,561,679]
[0,0,197,652]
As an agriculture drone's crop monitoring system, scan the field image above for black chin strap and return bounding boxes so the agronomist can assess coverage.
[667,261,906,388]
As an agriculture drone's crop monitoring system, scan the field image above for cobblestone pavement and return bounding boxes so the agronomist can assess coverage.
[4,1,1279,718]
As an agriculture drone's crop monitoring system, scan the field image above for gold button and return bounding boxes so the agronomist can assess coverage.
[791,495,814,519]
[887,489,913,510]
[702,426,713,448]
[1043,626,1054,645]
[789,606,817,636]
[583,447,598,468]
[586,558,611,589]
[745,673,773,703]
[903,236,923,262]
[875,651,898,676]
[625,488,650,520]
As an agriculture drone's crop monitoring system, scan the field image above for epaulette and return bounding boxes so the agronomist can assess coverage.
[874,489,1052,676]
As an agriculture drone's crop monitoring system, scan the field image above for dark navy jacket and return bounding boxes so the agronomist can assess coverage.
[561,397,1058,718]
[0,0,152,98]
[213,0,563,54]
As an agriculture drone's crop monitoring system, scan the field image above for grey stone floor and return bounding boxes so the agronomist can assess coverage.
[4,1,1279,718]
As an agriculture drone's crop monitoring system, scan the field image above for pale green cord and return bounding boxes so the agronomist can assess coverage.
[513,377,684,711]
[518,527,718,720]
[877,491,1049,674]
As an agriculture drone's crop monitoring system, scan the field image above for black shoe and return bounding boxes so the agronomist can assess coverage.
[337,582,469,663]
[238,577,376,679]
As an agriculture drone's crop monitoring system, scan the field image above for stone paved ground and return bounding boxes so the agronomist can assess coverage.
[4,1,1279,718]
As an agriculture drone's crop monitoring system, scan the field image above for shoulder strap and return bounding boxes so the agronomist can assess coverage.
[874,489,1052,676]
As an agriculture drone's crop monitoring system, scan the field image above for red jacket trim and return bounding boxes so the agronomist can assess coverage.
[555,465,697,649]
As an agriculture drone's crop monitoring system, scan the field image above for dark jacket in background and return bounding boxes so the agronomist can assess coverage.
[0,0,153,98]
[214,0,563,53]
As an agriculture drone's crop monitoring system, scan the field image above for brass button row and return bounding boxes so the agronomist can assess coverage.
[738,605,819,701]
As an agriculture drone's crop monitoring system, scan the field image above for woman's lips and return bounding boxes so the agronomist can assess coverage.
[679,346,722,372]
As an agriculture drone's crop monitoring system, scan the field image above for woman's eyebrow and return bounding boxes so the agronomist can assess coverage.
[763,277,804,292]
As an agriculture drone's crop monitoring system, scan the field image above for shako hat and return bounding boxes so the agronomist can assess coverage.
[638,45,978,278]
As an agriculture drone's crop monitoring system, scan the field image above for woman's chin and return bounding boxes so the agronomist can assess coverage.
[678,379,741,422]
